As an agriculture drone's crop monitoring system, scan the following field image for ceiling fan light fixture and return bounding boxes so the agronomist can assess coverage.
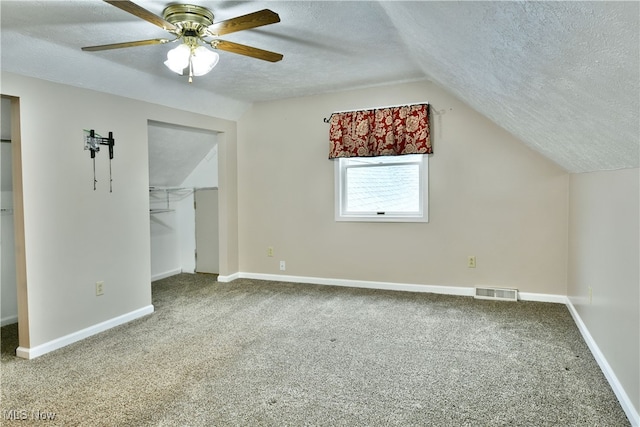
[164,44,191,74]
[191,46,219,76]
[84,2,283,82]
[164,43,191,74]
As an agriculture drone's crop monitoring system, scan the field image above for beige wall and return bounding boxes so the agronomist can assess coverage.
[237,81,569,294]
[568,168,640,415]
[4,71,634,414]
[1,72,238,350]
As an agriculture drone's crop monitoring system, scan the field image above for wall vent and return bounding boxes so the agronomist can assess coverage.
[474,287,518,301]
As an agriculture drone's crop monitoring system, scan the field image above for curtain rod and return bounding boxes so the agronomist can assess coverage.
[323,102,429,123]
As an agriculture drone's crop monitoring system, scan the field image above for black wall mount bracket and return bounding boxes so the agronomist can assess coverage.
[84,129,115,192]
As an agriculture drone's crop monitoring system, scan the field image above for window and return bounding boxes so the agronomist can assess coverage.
[335,154,428,222]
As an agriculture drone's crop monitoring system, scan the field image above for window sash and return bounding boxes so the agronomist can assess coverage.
[335,155,428,222]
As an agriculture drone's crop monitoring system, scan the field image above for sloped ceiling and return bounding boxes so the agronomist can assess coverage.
[1,1,638,173]
[380,1,639,172]
[148,121,217,187]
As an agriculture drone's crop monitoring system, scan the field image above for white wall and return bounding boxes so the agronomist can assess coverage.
[1,72,237,356]
[182,144,219,188]
[568,168,639,420]
[237,81,569,295]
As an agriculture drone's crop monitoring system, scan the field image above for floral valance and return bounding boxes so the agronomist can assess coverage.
[328,104,431,159]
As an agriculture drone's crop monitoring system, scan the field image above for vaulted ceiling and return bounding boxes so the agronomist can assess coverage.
[147,120,217,187]
[1,1,638,173]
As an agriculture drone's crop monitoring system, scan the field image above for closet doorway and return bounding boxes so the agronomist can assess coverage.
[1,96,18,327]
[147,120,219,280]
[1,94,29,353]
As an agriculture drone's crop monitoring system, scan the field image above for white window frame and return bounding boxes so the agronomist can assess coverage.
[334,154,429,223]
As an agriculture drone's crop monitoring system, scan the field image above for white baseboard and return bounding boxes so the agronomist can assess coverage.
[518,292,568,304]
[238,272,474,296]
[566,299,639,427]
[16,305,154,360]
[0,314,18,326]
[231,272,566,303]
[1,314,18,327]
[151,268,182,282]
[217,272,240,283]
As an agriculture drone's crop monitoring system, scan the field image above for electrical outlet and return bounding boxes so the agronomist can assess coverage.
[267,246,274,257]
[96,281,104,296]
[279,261,286,271]
[467,256,476,268]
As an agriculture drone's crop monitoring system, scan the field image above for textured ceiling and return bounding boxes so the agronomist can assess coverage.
[379,1,639,172]
[1,1,638,173]
[148,120,217,187]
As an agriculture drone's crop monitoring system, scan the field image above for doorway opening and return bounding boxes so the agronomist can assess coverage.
[147,120,219,281]
[1,96,18,326]
[1,94,29,355]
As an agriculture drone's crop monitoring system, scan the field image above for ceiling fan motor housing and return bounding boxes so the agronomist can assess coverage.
[81,2,283,64]
[163,4,214,36]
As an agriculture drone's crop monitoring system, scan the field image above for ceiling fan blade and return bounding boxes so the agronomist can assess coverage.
[207,9,280,36]
[212,40,283,62]
[82,38,170,52]
[103,0,177,32]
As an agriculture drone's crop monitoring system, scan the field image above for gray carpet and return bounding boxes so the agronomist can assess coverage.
[1,274,630,426]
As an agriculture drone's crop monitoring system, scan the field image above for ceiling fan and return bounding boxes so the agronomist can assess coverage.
[82,0,283,82]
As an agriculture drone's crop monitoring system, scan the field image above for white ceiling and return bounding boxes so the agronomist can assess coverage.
[147,120,217,187]
[1,1,638,173]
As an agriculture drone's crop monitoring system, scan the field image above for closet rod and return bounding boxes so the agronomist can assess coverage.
[323,102,430,123]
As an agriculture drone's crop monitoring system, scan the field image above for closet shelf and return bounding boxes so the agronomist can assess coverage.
[148,186,218,215]
[150,208,174,214]
[149,186,192,214]
[149,186,193,193]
